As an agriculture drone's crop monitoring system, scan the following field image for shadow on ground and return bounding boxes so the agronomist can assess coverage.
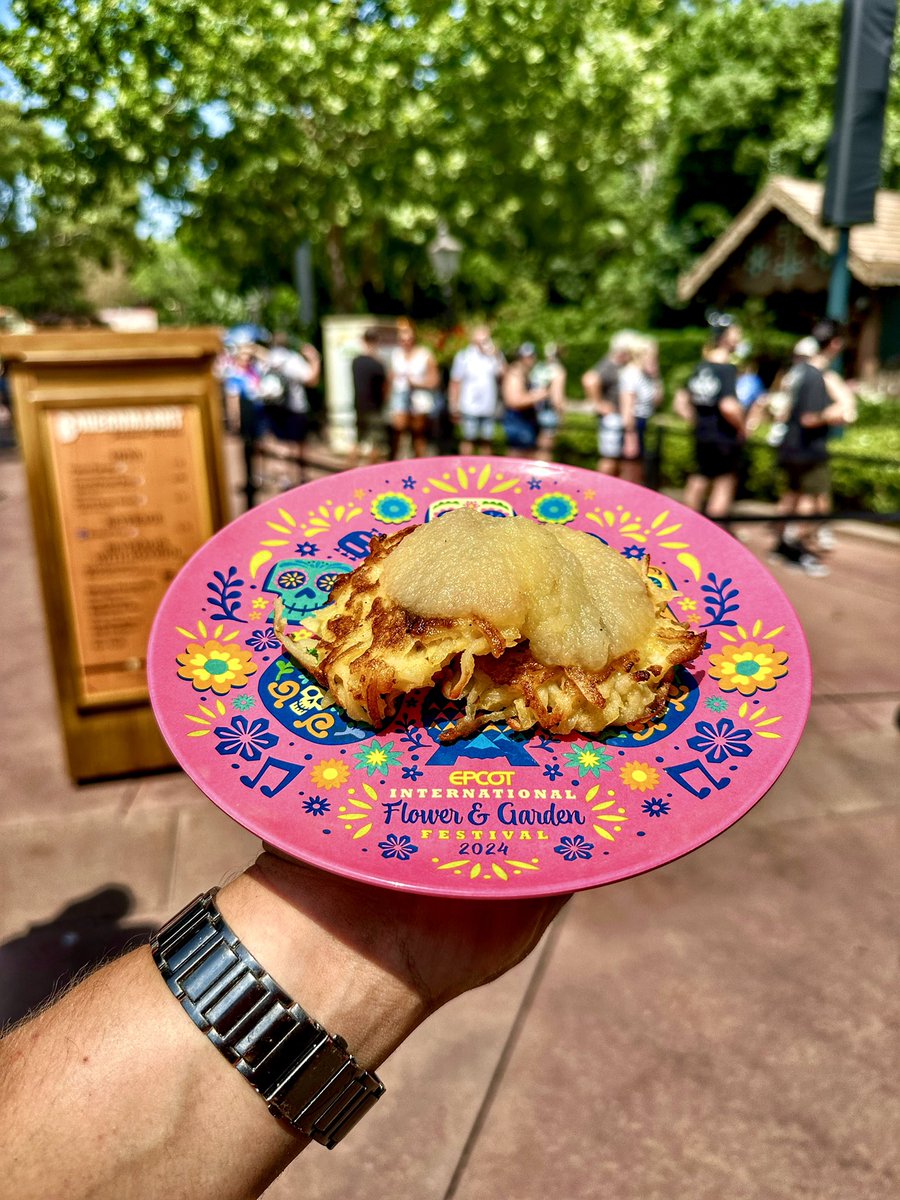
[0,886,155,1029]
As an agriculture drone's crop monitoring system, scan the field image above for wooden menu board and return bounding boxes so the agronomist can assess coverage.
[1,329,228,780]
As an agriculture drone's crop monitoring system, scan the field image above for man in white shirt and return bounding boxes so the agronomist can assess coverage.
[449,326,506,455]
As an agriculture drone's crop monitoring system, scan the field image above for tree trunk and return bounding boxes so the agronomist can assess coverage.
[325,224,355,312]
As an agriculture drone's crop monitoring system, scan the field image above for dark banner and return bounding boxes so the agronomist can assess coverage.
[823,0,897,227]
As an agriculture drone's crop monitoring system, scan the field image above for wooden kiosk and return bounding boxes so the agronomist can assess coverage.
[0,329,229,781]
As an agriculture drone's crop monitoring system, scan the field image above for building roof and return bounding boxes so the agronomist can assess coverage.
[677,175,900,300]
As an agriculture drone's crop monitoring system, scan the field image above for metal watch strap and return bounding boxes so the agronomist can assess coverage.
[150,889,384,1148]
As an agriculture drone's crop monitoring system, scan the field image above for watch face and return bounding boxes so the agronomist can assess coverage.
[149,457,811,899]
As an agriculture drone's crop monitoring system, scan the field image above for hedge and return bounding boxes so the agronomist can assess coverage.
[553,408,900,515]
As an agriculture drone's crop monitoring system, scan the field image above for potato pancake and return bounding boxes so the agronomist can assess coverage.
[274,508,704,740]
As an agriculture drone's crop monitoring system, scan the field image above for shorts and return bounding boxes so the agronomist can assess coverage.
[597,413,641,462]
[694,440,743,479]
[388,387,436,418]
[460,415,496,443]
[357,411,389,452]
[268,407,308,444]
[239,397,272,442]
[781,459,830,496]
[503,409,539,451]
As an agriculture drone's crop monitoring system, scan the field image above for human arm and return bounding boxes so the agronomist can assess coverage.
[673,386,694,424]
[800,370,856,427]
[550,365,567,413]
[582,367,608,415]
[0,852,566,1200]
[618,367,639,458]
[502,368,548,412]
[299,344,322,389]
[719,395,745,435]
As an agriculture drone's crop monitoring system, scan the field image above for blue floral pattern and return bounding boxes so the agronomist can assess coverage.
[246,628,281,652]
[687,717,753,763]
[641,798,670,817]
[214,716,279,761]
[554,834,595,862]
[378,833,419,861]
[302,795,330,816]
[543,762,563,781]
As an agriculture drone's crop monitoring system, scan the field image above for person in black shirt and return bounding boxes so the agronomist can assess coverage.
[351,329,388,464]
[770,320,850,575]
[674,315,745,519]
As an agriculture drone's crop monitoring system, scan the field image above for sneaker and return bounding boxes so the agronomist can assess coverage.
[814,525,836,552]
[798,550,829,577]
[769,538,829,577]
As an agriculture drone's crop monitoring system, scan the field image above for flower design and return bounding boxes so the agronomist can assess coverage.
[528,477,542,490]
[354,740,403,776]
[246,627,281,652]
[563,743,612,777]
[378,833,419,861]
[232,694,256,711]
[554,834,595,862]
[621,544,645,560]
[543,762,563,781]
[709,641,788,696]
[641,797,670,818]
[687,717,753,763]
[213,716,278,761]
[402,763,423,781]
[678,597,698,612]
[176,640,258,694]
[302,795,330,816]
[532,491,578,524]
[402,475,416,490]
[277,568,308,590]
[310,759,350,789]
[295,541,318,556]
[619,761,660,792]
[252,598,269,611]
[705,696,728,713]
[371,492,417,524]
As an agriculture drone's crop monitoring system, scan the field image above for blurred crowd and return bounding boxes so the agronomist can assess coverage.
[215,312,855,576]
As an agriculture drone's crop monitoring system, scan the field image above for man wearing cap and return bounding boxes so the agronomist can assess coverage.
[770,320,854,574]
[448,326,506,455]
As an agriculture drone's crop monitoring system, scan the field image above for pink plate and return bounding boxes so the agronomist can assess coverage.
[149,456,811,899]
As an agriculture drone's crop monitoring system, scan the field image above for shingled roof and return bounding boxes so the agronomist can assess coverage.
[677,175,900,301]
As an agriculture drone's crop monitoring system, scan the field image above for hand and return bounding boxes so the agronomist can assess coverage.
[218,851,570,1069]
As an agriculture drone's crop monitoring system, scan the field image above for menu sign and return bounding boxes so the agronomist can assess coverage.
[46,404,213,706]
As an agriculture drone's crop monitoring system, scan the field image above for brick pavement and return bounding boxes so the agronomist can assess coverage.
[1,442,897,1199]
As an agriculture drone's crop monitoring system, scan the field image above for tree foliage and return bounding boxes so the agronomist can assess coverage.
[1,0,897,319]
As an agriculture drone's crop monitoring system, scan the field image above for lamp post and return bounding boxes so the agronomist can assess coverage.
[427,221,462,316]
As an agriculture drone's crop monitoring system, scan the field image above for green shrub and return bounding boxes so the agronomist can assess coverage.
[551,409,900,514]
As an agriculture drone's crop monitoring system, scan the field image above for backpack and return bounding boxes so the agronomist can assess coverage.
[258,367,290,407]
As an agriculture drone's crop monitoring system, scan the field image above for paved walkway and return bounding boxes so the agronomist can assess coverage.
[1,441,898,1199]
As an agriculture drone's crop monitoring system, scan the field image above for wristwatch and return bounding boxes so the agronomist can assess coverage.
[150,890,385,1148]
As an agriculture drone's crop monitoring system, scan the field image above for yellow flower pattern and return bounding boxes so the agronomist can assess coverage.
[709,641,788,696]
[176,640,257,695]
[310,759,351,789]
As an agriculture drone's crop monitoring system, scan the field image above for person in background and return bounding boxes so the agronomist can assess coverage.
[501,343,547,459]
[582,331,642,476]
[532,342,567,461]
[264,333,321,489]
[674,314,745,519]
[448,325,506,455]
[351,328,388,464]
[770,319,853,574]
[220,336,267,498]
[623,335,663,485]
[387,318,440,459]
